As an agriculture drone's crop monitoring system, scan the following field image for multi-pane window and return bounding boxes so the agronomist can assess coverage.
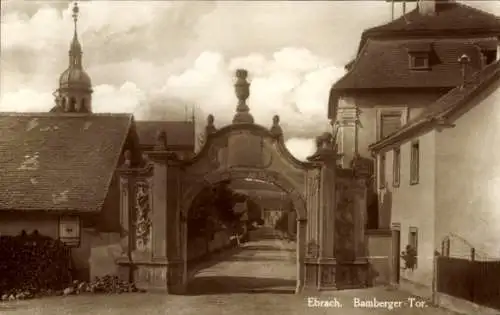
[410,141,420,185]
[379,153,386,189]
[380,112,403,140]
[409,53,429,70]
[393,148,401,187]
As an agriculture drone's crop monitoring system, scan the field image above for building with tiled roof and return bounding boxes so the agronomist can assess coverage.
[0,113,141,214]
[369,59,500,312]
[0,3,195,281]
[329,0,500,170]
[327,0,500,305]
[135,120,195,157]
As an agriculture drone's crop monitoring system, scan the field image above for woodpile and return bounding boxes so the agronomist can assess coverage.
[62,276,146,296]
[0,231,72,299]
[0,231,145,301]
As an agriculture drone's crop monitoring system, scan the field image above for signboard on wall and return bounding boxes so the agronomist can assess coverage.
[59,215,81,247]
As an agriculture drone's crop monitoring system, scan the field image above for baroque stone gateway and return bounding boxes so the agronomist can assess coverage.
[116,69,370,294]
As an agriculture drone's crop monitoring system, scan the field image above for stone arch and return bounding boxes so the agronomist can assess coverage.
[181,168,307,221]
[118,68,370,295]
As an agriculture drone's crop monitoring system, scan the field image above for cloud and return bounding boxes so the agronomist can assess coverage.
[0,82,146,113]
[0,88,53,112]
[1,0,498,161]
[0,46,344,132]
[158,48,345,135]
[0,46,344,160]
[284,138,317,162]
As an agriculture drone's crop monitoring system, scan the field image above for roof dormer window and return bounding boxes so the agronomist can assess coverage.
[406,42,432,71]
[409,52,430,70]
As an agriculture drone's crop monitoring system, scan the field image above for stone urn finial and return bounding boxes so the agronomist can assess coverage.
[235,69,249,103]
[155,130,168,151]
[307,131,337,161]
[123,150,131,168]
[232,69,254,124]
[207,114,214,126]
[205,114,217,135]
[270,114,283,138]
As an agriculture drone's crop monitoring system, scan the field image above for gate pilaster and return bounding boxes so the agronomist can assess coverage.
[303,131,370,291]
[306,134,342,290]
[146,131,185,294]
[116,131,185,293]
[317,149,339,290]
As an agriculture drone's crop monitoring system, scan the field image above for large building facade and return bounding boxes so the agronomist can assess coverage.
[328,0,500,301]
[370,60,500,301]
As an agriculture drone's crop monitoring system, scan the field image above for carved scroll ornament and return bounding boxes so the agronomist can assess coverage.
[135,180,152,251]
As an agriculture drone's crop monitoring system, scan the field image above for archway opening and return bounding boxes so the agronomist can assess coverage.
[183,176,304,295]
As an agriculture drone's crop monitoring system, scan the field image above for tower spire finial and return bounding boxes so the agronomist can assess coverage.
[72,2,79,36]
[69,2,82,69]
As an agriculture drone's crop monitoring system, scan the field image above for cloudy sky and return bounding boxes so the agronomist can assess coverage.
[1,0,499,160]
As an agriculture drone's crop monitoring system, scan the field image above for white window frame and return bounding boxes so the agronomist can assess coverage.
[375,107,409,141]
[409,52,430,70]
[393,147,401,187]
[378,152,386,189]
[59,215,81,247]
[410,140,420,185]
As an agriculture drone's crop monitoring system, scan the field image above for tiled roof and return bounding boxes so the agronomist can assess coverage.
[135,121,195,148]
[370,59,500,151]
[333,38,492,90]
[360,2,500,48]
[0,113,133,212]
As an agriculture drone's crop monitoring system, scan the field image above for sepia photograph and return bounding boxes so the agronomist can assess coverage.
[0,0,499,314]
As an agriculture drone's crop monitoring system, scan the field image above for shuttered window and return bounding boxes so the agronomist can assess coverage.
[378,153,386,189]
[393,148,401,187]
[408,226,419,268]
[380,112,402,139]
[410,141,420,185]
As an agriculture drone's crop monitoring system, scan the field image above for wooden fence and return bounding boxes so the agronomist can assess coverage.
[437,238,500,311]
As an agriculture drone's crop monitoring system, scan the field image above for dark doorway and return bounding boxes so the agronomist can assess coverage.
[392,228,401,284]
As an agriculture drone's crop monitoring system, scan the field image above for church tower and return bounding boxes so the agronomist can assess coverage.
[51,2,92,113]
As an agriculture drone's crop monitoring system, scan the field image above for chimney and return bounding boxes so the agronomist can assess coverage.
[418,0,436,15]
[458,54,471,88]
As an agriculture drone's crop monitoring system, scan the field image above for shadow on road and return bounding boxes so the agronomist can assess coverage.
[243,245,295,252]
[185,276,296,295]
[187,246,245,275]
[253,234,286,240]
[223,256,295,262]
